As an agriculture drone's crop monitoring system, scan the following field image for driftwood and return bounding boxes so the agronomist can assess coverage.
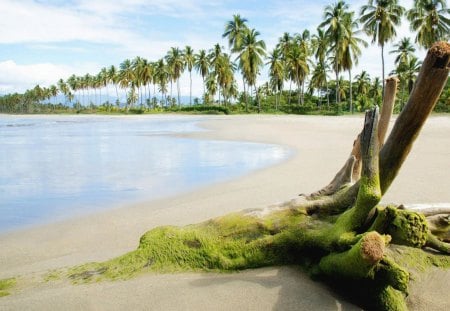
[70,42,450,311]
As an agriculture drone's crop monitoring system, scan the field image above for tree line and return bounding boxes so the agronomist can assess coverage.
[1,0,449,114]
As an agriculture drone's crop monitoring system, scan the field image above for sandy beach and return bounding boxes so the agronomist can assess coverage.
[1,114,449,310]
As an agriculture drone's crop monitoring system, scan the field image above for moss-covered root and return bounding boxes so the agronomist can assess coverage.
[369,206,428,248]
[376,257,409,294]
[375,285,408,311]
[318,232,387,279]
[426,232,450,254]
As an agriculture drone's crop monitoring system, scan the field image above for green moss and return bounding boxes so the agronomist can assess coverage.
[44,270,63,282]
[376,257,409,293]
[388,209,428,247]
[376,285,408,311]
[0,278,16,297]
[68,212,303,282]
[318,232,385,280]
[387,245,450,272]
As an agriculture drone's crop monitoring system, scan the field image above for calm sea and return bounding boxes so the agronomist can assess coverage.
[0,115,289,232]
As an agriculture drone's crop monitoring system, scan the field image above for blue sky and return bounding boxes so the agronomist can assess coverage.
[0,0,425,96]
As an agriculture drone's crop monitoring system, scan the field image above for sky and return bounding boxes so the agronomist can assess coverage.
[0,0,427,97]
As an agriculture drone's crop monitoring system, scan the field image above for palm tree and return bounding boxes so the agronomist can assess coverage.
[370,77,382,106]
[48,85,58,106]
[360,0,405,96]
[320,0,350,104]
[354,71,371,111]
[155,59,169,106]
[83,74,92,106]
[223,15,249,106]
[340,12,368,113]
[223,14,249,52]
[310,62,329,107]
[98,67,108,105]
[407,0,450,48]
[205,73,217,104]
[389,37,416,66]
[277,32,293,60]
[217,54,237,106]
[184,46,195,105]
[392,56,422,109]
[276,32,293,104]
[57,78,70,105]
[311,28,331,107]
[293,30,312,105]
[209,44,224,104]
[266,48,285,110]
[286,42,309,106]
[194,49,210,103]
[132,56,146,106]
[165,47,185,106]
[66,74,79,108]
[119,59,135,109]
[137,58,153,105]
[238,28,266,111]
[108,65,120,105]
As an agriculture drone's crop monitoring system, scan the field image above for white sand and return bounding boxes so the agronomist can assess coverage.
[1,114,449,310]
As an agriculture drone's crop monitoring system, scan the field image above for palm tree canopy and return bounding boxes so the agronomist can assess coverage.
[360,0,405,46]
[407,0,450,48]
[184,46,195,72]
[266,48,285,85]
[165,47,185,81]
[311,28,329,63]
[194,49,210,80]
[389,37,416,65]
[238,28,266,87]
[222,14,249,52]
[340,12,368,72]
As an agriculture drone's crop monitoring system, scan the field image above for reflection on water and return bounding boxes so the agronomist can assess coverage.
[0,115,289,232]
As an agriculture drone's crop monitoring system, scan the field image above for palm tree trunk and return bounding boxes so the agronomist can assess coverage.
[349,70,353,114]
[301,80,305,105]
[381,44,385,101]
[218,85,221,106]
[202,77,206,104]
[319,83,322,108]
[189,70,192,106]
[276,90,279,111]
[335,61,340,104]
[243,77,248,112]
[288,80,292,105]
[177,79,181,107]
[326,78,330,108]
[115,85,119,106]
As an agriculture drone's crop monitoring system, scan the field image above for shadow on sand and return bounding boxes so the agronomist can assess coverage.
[190,266,361,310]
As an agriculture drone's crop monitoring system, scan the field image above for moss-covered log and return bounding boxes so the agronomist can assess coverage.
[50,42,450,311]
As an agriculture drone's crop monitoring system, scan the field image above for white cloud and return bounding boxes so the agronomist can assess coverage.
[0,60,101,93]
[0,0,127,44]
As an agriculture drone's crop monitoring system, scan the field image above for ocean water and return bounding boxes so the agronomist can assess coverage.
[0,115,289,232]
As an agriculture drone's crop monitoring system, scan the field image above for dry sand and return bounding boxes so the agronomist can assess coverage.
[1,114,449,310]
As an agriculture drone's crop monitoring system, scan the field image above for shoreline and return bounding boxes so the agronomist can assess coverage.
[1,114,450,310]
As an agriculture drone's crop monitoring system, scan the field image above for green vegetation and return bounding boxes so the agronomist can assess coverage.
[67,210,306,282]
[0,278,16,297]
[1,0,449,114]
